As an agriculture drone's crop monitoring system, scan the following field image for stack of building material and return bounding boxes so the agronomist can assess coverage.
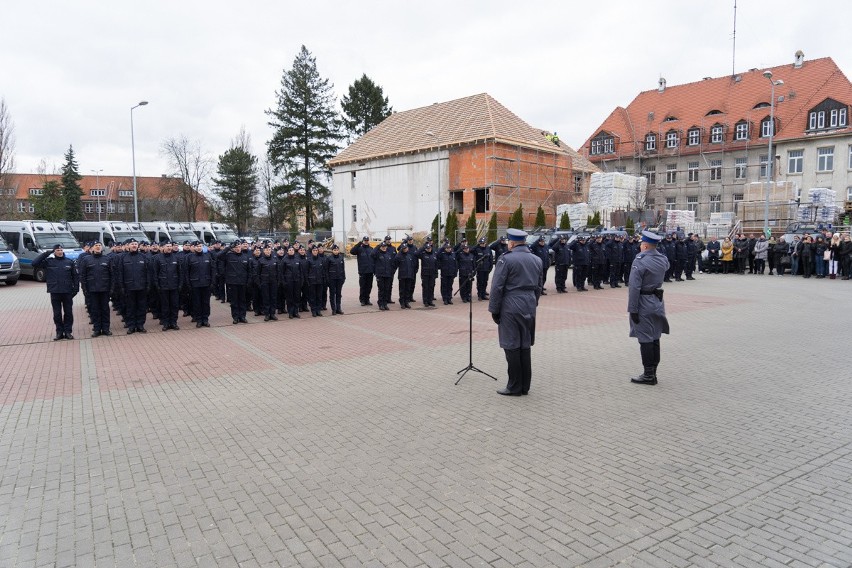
[797,188,837,223]
[556,202,589,229]
[743,181,796,202]
[709,212,735,226]
[666,210,696,229]
[587,173,646,221]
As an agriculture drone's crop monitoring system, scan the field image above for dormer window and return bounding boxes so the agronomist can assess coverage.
[808,98,848,131]
[665,130,679,148]
[706,109,723,116]
[760,117,775,138]
[687,127,701,146]
[710,124,724,143]
[734,120,749,141]
[645,133,656,151]
[590,132,615,156]
[753,102,771,109]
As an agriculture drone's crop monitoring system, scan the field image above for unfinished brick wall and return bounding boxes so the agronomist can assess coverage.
[448,141,576,228]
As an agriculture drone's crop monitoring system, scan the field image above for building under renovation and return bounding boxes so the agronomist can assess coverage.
[328,93,597,242]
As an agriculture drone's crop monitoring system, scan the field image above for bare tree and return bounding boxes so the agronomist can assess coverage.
[160,135,212,221]
[258,156,294,234]
[0,97,16,216]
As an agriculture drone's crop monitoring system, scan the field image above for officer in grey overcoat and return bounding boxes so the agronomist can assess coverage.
[627,231,670,385]
[488,228,543,396]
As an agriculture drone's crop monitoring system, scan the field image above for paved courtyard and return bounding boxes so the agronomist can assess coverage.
[0,260,851,567]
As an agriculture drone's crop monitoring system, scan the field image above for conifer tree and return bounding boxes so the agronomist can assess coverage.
[60,145,83,220]
[534,204,546,228]
[465,209,477,243]
[341,74,392,141]
[487,212,498,242]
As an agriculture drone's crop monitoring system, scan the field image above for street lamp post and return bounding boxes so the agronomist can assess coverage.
[130,101,148,223]
[762,72,783,235]
[90,169,103,221]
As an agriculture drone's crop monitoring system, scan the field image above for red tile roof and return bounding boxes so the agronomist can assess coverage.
[581,56,852,158]
[3,173,185,201]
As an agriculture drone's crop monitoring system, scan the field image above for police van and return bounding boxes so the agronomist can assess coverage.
[67,221,148,250]
[0,220,83,281]
[0,233,21,286]
[190,222,239,245]
[139,221,199,245]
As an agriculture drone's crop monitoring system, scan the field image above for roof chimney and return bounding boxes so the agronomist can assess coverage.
[794,50,804,68]
[658,77,666,93]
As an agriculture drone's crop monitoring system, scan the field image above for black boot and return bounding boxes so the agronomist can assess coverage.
[631,367,657,385]
[631,343,658,385]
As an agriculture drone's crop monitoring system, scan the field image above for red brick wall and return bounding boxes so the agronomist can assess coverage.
[448,142,575,228]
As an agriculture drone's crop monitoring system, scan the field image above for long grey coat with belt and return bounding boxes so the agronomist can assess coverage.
[627,248,670,343]
[488,244,542,349]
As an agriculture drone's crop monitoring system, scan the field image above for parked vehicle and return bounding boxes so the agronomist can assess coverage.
[67,221,147,250]
[0,220,83,281]
[0,233,21,286]
[190,222,240,245]
[139,221,199,245]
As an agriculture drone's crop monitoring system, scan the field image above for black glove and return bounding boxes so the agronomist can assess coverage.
[491,312,501,325]
[630,312,639,324]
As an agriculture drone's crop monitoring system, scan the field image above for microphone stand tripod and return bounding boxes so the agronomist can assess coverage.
[454,251,497,385]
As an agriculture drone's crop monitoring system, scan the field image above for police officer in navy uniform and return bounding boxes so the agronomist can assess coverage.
[489,228,542,396]
[627,231,670,385]
[117,238,151,334]
[350,236,375,306]
[185,241,213,327]
[153,241,182,331]
[33,244,80,340]
[324,244,346,314]
[77,242,113,337]
[473,237,493,300]
[223,240,251,324]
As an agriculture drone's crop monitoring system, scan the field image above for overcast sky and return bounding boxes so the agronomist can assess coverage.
[3,0,850,185]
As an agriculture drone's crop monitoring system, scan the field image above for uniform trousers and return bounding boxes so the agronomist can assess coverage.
[125,289,148,329]
[328,279,344,312]
[376,276,393,308]
[159,288,179,327]
[573,265,588,290]
[459,272,473,301]
[609,262,622,286]
[440,275,455,303]
[554,265,569,291]
[398,278,415,305]
[191,286,211,324]
[504,348,532,394]
[421,275,436,305]
[308,282,323,314]
[228,284,247,320]
[89,291,111,333]
[358,273,374,304]
[50,293,74,335]
[260,282,277,317]
[476,271,490,299]
[285,282,301,317]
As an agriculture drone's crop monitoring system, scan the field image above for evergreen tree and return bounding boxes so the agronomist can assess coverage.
[487,212,498,242]
[266,45,343,231]
[431,213,441,243]
[212,138,258,236]
[590,211,602,227]
[534,204,546,228]
[586,214,593,227]
[559,212,571,230]
[33,180,66,222]
[465,210,477,243]
[445,210,459,245]
[60,145,83,220]
[508,204,524,230]
[625,217,635,235]
[341,74,392,141]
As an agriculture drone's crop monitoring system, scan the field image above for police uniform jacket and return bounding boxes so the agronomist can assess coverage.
[605,239,624,263]
[674,240,687,261]
[32,251,79,295]
[78,252,112,294]
[324,254,346,281]
[589,240,607,264]
[393,249,418,279]
[280,254,304,284]
[185,251,213,288]
[256,254,279,285]
[152,252,182,290]
[437,249,458,277]
[223,249,251,286]
[530,241,550,269]
[489,241,508,261]
[569,241,590,265]
[456,250,475,276]
[306,254,325,284]
[416,248,438,277]
[549,240,572,266]
[349,242,375,274]
[473,245,494,272]
[372,247,396,278]
[488,244,542,350]
[627,247,670,343]
[118,250,150,292]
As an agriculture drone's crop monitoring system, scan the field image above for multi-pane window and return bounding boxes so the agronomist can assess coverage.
[686,196,698,212]
[666,131,679,148]
[710,125,724,143]
[574,174,583,193]
[28,188,43,196]
[666,164,677,184]
[118,190,134,197]
[107,203,116,214]
[665,197,676,210]
[788,150,804,174]
[710,159,722,181]
[809,111,825,130]
[848,187,852,201]
[735,121,749,140]
[118,204,126,213]
[733,193,744,202]
[603,138,614,153]
[817,147,834,171]
[831,108,847,128]
[591,135,615,155]
[735,157,748,179]
[687,128,700,146]
[709,195,721,213]
[17,201,25,213]
[84,203,94,213]
[848,145,852,169]
[761,118,774,138]
[645,134,656,151]
[687,161,699,182]
[91,189,106,197]
[351,204,358,223]
[759,154,769,178]
[644,166,656,186]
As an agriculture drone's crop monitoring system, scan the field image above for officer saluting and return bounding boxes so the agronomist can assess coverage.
[627,231,670,385]
[488,228,542,396]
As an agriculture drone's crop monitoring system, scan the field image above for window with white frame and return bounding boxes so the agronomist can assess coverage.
[735,157,748,179]
[817,147,834,171]
[28,188,43,196]
[848,145,852,169]
[733,193,744,202]
[118,203,126,213]
[709,195,721,213]
[710,125,724,143]
[846,187,852,201]
[665,197,676,210]
[574,174,583,193]
[17,201,25,213]
[710,159,722,181]
[91,189,106,197]
[666,164,677,184]
[809,111,825,130]
[604,138,614,153]
[686,196,698,212]
[118,190,133,197]
[29,203,34,213]
[84,203,94,213]
[759,154,769,178]
[351,171,357,190]
[687,128,700,146]
[351,204,357,223]
[760,118,774,138]
[643,166,656,186]
[107,203,116,213]
[666,130,679,148]
[788,149,804,174]
[645,133,656,151]
[687,162,699,182]
[734,121,749,140]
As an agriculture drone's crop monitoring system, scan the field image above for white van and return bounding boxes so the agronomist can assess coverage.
[139,221,199,245]
[67,221,147,250]
[191,222,240,245]
[0,220,83,281]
